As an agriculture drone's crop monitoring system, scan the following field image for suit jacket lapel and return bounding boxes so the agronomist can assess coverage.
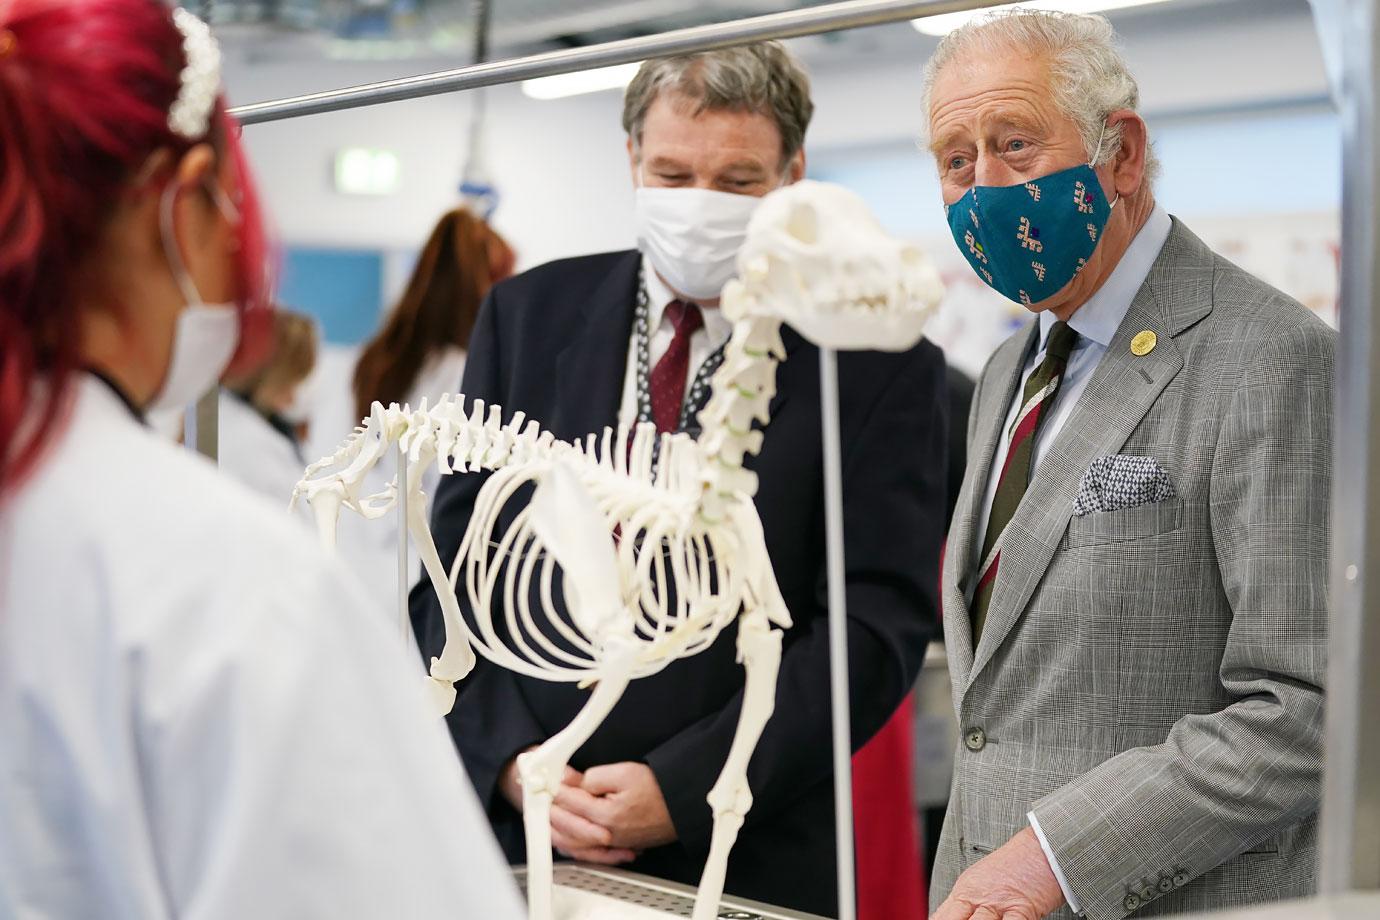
[966,218,1212,688]
[721,322,804,479]
[551,250,642,440]
[764,324,808,422]
[943,324,1036,691]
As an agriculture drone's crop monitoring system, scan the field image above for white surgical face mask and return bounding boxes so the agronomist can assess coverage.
[634,175,767,301]
[148,179,242,414]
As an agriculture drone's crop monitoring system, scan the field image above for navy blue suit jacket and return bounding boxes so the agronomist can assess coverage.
[409,249,948,916]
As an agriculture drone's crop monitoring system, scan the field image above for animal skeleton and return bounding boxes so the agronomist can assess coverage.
[291,181,943,920]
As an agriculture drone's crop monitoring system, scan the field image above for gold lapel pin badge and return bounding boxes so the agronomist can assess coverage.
[1131,330,1157,356]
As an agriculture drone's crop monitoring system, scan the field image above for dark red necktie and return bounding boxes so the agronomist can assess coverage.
[649,299,703,434]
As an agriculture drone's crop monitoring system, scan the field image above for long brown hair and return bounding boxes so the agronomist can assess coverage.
[352,208,514,421]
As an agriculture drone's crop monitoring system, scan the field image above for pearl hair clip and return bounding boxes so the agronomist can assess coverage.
[167,7,221,141]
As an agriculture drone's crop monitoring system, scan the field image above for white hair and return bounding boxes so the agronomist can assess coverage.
[921,10,1161,181]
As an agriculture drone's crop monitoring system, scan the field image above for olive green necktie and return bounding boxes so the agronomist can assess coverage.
[972,321,1079,643]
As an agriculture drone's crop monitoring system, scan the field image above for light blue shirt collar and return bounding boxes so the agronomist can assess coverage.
[1037,205,1172,350]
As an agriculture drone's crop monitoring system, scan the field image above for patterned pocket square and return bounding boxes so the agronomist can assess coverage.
[1074,455,1176,516]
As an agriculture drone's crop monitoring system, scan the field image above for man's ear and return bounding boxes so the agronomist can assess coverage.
[626,137,640,187]
[786,148,806,184]
[1105,109,1148,199]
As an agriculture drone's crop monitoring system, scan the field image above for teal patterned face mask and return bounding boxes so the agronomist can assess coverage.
[946,129,1118,306]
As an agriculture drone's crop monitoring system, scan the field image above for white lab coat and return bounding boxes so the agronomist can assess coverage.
[0,375,523,920]
[217,389,308,508]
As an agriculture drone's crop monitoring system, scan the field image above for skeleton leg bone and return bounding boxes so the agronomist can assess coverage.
[408,498,477,714]
[306,481,346,550]
[691,612,783,920]
[517,639,639,920]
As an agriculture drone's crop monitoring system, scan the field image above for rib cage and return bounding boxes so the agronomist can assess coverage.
[444,414,751,682]
[290,315,789,688]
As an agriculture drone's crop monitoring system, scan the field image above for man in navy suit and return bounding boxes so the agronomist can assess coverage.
[410,41,949,916]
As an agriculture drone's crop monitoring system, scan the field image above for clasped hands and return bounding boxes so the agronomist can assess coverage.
[500,751,676,865]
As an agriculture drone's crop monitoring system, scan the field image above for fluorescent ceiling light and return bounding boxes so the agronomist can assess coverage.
[912,0,1175,36]
[522,62,642,100]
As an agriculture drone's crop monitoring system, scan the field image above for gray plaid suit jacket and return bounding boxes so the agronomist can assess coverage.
[932,218,1333,920]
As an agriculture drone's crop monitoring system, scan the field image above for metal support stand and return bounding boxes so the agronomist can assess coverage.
[190,387,218,461]
[396,442,411,642]
[819,347,856,920]
[1321,0,1380,893]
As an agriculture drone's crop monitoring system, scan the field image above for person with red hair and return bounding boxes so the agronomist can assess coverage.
[0,2,522,917]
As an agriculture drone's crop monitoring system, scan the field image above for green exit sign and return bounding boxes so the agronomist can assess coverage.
[334,148,399,196]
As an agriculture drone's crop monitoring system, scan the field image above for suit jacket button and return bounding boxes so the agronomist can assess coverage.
[1158,877,1175,893]
[1173,872,1189,887]
[1123,894,1141,912]
[1139,885,1156,902]
[964,728,987,751]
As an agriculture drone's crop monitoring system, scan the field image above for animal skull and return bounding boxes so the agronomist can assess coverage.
[724,180,944,352]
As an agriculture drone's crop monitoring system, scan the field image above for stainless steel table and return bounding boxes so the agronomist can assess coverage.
[513,864,831,920]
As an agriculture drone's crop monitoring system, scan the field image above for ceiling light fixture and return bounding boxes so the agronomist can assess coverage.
[521,62,643,100]
[912,0,1175,36]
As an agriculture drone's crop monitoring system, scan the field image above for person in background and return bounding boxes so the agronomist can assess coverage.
[352,207,515,424]
[219,309,318,503]
[0,2,523,918]
[411,41,948,917]
[333,208,514,609]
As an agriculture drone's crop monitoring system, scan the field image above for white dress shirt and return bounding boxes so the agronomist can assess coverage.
[963,206,1171,916]
[618,255,734,426]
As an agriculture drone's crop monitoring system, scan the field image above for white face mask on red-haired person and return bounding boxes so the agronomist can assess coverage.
[146,178,241,414]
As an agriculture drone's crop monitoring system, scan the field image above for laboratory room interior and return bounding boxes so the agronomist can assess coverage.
[2,0,1375,919]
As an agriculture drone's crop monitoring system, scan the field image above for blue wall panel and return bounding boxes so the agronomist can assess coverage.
[278,247,384,345]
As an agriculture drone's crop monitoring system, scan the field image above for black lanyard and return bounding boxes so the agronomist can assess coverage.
[632,266,727,440]
[88,370,147,425]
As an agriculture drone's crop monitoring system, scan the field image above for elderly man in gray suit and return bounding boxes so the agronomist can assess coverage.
[923,11,1333,920]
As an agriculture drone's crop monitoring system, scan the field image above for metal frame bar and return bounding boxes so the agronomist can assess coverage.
[1322,0,1380,894]
[228,0,1014,125]
[222,0,1380,905]
[396,442,411,642]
